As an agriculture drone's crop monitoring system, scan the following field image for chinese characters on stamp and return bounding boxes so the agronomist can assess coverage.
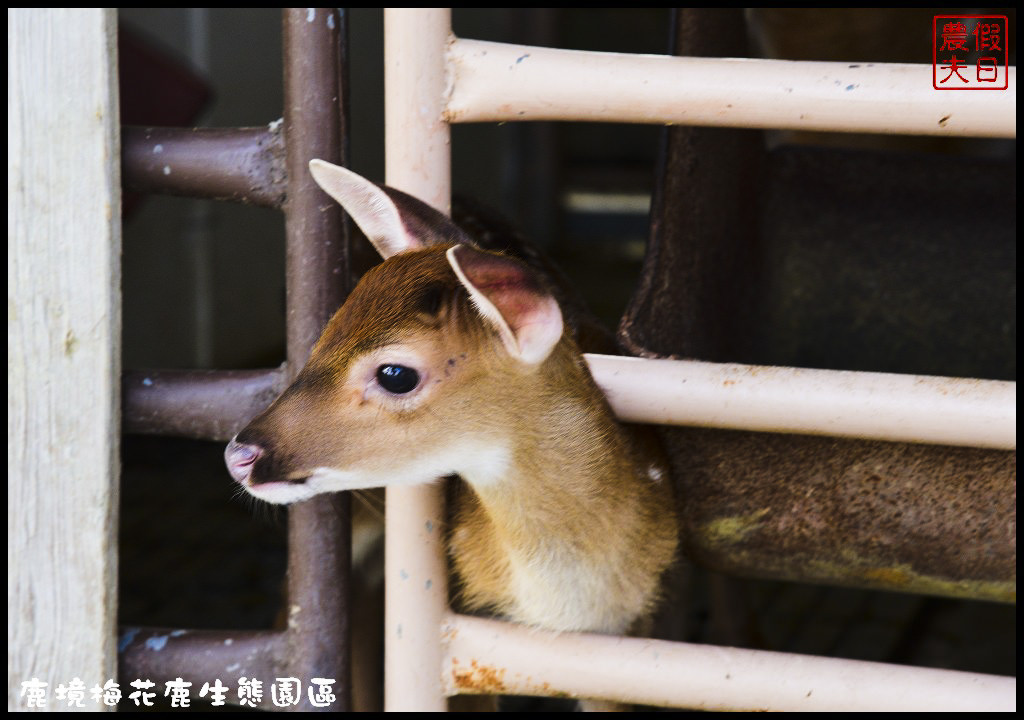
[933,15,1009,90]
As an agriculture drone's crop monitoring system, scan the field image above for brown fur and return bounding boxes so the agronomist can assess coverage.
[235,244,677,635]
[444,334,677,633]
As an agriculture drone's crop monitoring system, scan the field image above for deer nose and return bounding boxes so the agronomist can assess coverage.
[225,439,262,484]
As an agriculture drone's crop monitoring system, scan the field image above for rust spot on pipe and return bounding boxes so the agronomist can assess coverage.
[450,658,509,694]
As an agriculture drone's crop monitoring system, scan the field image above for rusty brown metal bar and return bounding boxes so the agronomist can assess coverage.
[283,15,349,367]
[672,429,1016,603]
[122,368,285,441]
[121,126,287,208]
[118,628,286,710]
[118,8,353,712]
[618,9,763,364]
[281,7,351,712]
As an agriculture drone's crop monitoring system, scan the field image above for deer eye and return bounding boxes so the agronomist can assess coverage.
[376,364,420,394]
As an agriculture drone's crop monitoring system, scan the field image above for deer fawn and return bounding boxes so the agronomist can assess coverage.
[225,159,677,646]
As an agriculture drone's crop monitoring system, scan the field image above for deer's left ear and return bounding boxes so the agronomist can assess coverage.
[309,159,423,258]
[447,245,564,365]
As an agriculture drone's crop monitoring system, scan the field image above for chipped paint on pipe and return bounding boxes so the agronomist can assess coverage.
[585,355,1016,450]
[122,367,286,440]
[441,613,1016,711]
[121,126,287,207]
[446,39,1017,138]
[118,627,286,710]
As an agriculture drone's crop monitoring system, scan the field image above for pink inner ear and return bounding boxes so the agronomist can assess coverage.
[448,245,564,365]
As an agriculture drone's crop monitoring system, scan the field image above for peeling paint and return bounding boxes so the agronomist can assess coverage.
[145,635,168,651]
[813,551,1011,600]
[703,508,770,544]
[702,535,1016,603]
[118,628,140,653]
[287,603,301,631]
[851,560,1015,602]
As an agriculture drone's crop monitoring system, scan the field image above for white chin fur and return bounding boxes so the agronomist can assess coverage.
[243,442,510,505]
[244,481,321,505]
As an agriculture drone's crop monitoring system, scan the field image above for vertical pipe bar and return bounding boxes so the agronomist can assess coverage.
[584,355,1016,450]
[8,8,121,710]
[383,8,452,712]
[282,7,351,711]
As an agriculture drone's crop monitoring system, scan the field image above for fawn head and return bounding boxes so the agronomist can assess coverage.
[225,160,568,504]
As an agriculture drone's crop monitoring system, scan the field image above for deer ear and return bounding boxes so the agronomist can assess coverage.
[447,245,564,365]
[309,159,424,258]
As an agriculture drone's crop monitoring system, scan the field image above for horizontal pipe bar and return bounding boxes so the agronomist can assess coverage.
[118,627,285,710]
[585,355,1016,450]
[123,367,286,441]
[122,126,287,207]
[442,613,1016,711]
[446,39,1016,138]
[671,429,1015,602]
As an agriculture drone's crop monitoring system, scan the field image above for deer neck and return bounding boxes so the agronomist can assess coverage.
[465,398,631,540]
[462,349,632,528]
[450,352,659,633]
